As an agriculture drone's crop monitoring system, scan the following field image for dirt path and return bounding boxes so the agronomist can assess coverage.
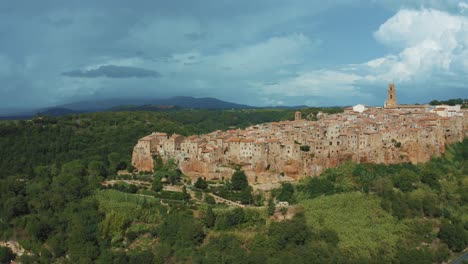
[101,179,151,188]
[0,240,28,256]
[209,193,245,208]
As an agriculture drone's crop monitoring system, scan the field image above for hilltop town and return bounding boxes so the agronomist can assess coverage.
[132,85,468,184]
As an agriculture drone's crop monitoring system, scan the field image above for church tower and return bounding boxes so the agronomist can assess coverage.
[384,83,397,108]
[294,111,302,121]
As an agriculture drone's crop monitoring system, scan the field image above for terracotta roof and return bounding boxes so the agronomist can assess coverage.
[202,148,213,153]
[394,104,427,108]
[140,135,155,141]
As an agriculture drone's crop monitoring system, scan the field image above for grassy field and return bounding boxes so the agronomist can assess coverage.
[300,192,406,260]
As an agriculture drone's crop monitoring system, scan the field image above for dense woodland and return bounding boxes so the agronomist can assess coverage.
[0,108,467,263]
[429,98,468,108]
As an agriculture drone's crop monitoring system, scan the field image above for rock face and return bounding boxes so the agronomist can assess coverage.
[131,142,153,172]
[131,89,467,183]
[131,132,169,172]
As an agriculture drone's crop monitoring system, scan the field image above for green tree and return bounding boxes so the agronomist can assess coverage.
[215,208,245,230]
[438,222,468,252]
[238,186,253,205]
[61,160,86,177]
[267,198,276,216]
[393,169,419,192]
[204,194,216,205]
[88,160,106,177]
[108,152,122,173]
[166,169,181,185]
[182,186,190,201]
[231,170,248,191]
[152,175,163,192]
[396,247,433,264]
[277,182,296,204]
[299,177,335,199]
[194,177,208,189]
[268,216,310,249]
[0,246,15,264]
[158,211,205,247]
[153,155,163,171]
[128,250,154,264]
[203,206,216,228]
[200,234,249,264]
[421,171,441,191]
[126,164,136,173]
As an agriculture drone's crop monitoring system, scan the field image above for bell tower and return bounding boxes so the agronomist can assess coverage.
[385,83,397,108]
[294,111,302,121]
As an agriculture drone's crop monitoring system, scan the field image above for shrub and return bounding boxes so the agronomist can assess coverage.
[231,170,248,191]
[268,217,310,249]
[298,177,335,199]
[194,177,208,190]
[152,176,163,192]
[277,183,296,204]
[204,194,216,205]
[215,208,245,230]
[203,206,215,228]
[438,222,468,252]
[0,246,15,264]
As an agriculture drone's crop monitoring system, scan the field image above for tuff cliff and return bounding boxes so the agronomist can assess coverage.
[131,106,467,183]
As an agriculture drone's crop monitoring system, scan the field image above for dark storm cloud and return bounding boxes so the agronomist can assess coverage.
[0,0,466,110]
[62,65,160,78]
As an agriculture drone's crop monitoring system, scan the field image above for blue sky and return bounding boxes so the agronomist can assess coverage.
[1,0,468,109]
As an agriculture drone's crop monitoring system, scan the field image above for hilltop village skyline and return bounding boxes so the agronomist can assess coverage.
[132,84,468,183]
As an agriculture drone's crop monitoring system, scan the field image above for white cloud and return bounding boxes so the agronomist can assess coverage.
[255,8,468,105]
[374,9,465,48]
[459,1,468,12]
[371,8,468,82]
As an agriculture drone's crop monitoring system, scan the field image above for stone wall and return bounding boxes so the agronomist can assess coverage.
[131,105,466,183]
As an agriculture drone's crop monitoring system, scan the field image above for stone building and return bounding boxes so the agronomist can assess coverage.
[295,111,302,121]
[385,83,397,108]
[132,84,467,183]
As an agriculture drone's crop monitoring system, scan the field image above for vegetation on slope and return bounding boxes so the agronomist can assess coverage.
[0,108,341,177]
[0,108,466,263]
[429,98,467,107]
[300,192,405,261]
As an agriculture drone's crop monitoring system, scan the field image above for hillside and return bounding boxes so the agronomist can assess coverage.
[0,96,256,119]
[0,108,466,263]
[59,96,254,111]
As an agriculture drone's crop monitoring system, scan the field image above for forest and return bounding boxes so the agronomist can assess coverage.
[0,108,467,264]
[429,98,467,107]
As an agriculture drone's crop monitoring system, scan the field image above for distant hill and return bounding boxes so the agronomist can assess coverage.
[265,105,309,110]
[110,105,182,112]
[0,96,256,119]
[37,107,82,116]
[59,96,254,111]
